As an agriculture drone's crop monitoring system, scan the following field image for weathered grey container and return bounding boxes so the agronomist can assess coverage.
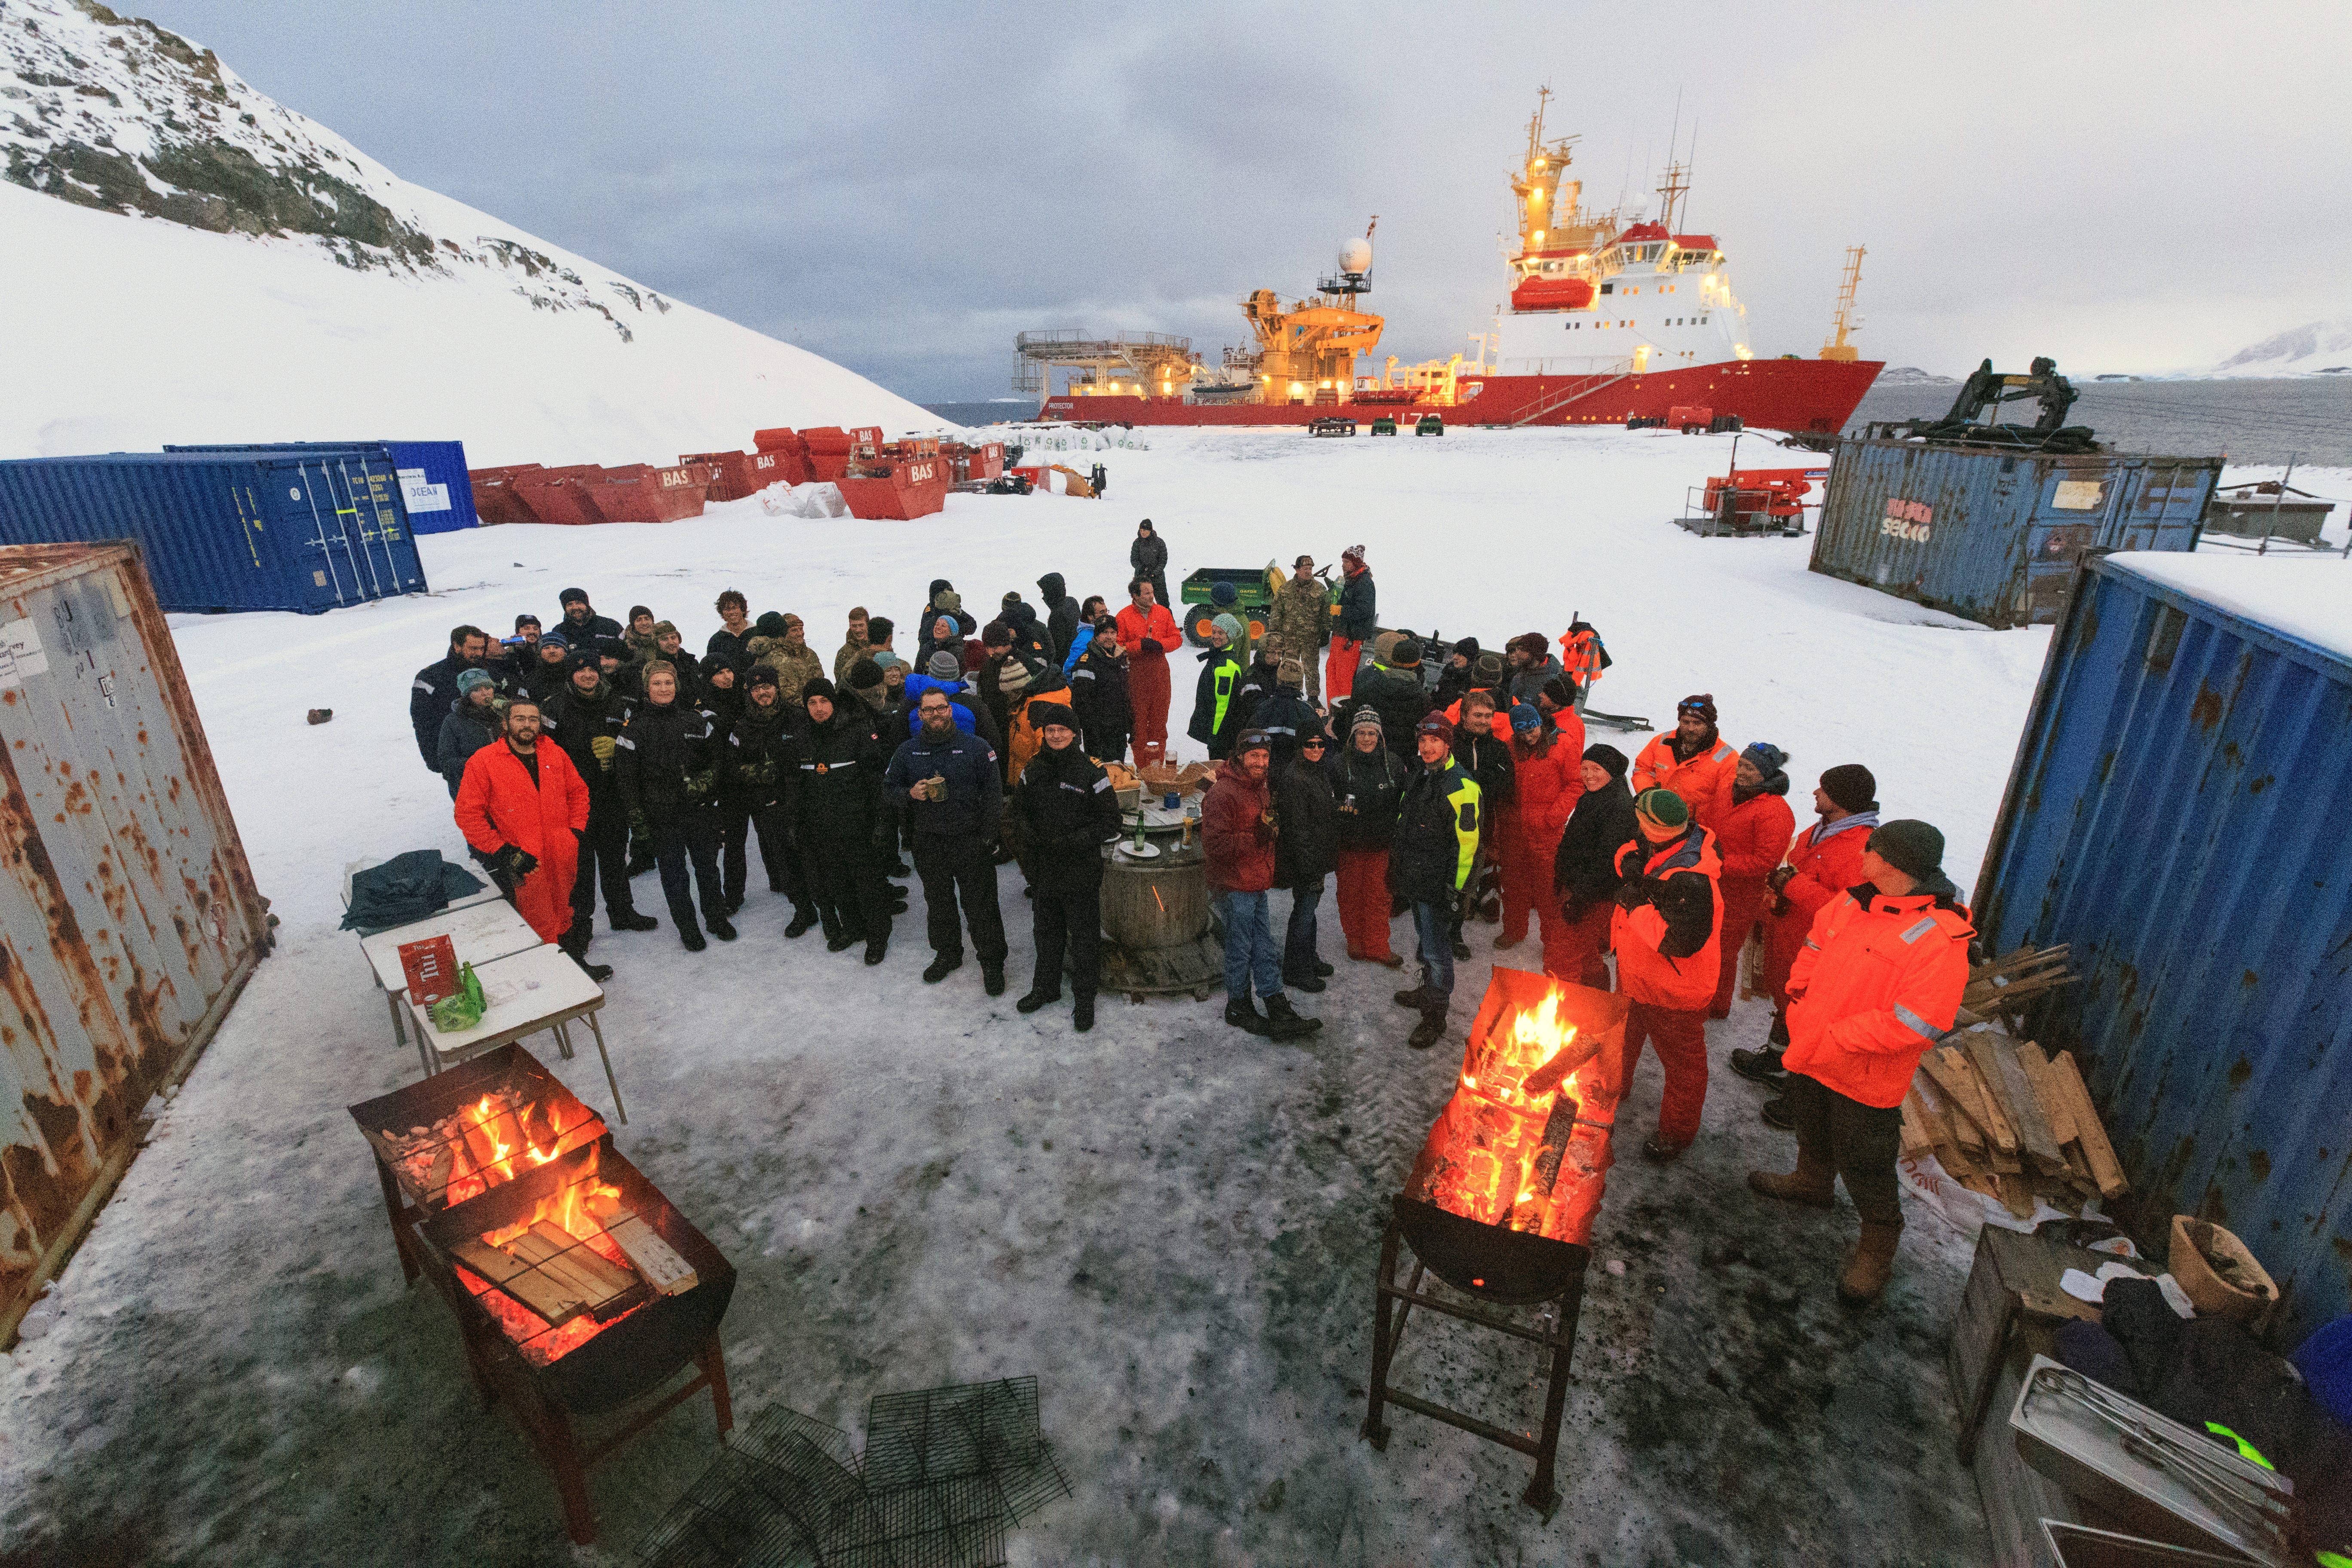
[0,543,272,1342]
[1975,550,2352,1348]
[1809,437,2220,628]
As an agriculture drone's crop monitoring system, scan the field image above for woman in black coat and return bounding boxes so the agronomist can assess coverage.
[1550,742,1638,988]
[1332,710,1408,965]
[1129,519,1169,606]
[1274,731,1341,991]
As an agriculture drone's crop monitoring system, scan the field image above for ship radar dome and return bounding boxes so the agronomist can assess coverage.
[1338,236,1373,276]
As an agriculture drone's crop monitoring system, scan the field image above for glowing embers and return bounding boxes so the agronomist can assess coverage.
[359,1051,606,1214]
[1403,967,1629,1246]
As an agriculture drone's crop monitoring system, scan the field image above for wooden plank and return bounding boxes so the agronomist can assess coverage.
[1968,1032,2066,1176]
[1943,1046,2018,1157]
[524,1222,635,1298]
[1919,1050,1995,1151]
[451,1237,586,1324]
[2052,1052,2128,1199]
[2016,1043,2078,1145]
[1995,1173,2038,1219]
[1900,1094,1935,1159]
[606,1210,698,1296]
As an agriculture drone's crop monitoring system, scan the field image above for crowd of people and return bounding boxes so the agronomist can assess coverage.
[412,518,1973,1304]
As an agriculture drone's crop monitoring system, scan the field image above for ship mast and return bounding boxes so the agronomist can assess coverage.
[1654,160,1691,234]
[1820,244,1866,361]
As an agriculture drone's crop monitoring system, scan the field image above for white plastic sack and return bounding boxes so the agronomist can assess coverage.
[785,481,847,518]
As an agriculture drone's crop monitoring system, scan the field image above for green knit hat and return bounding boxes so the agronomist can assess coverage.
[1634,787,1689,833]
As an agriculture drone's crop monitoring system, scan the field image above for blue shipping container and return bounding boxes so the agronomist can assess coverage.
[1975,551,2352,1348]
[1810,437,2221,628]
[165,441,480,534]
[0,451,429,614]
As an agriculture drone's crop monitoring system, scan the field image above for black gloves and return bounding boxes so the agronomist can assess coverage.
[492,844,539,879]
[1613,877,1652,912]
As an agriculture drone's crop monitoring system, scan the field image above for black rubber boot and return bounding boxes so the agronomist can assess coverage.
[706,918,738,943]
[864,940,887,966]
[1407,1006,1446,1050]
[1072,995,1095,1032]
[1264,995,1323,1040]
[923,953,962,984]
[1016,988,1061,1014]
[982,964,1006,997]
[785,908,819,939]
[1225,997,1271,1036]
[608,910,658,932]
[1731,1047,1788,1084]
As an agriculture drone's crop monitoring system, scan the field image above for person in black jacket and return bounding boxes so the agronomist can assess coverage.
[1129,519,1169,606]
[1327,544,1376,701]
[502,614,544,686]
[1012,701,1120,1029]
[1067,617,1132,764]
[1449,692,1517,956]
[518,630,573,705]
[557,587,622,642]
[1188,616,1246,760]
[1432,637,1481,713]
[1036,572,1081,665]
[915,580,977,665]
[699,654,744,731]
[795,679,895,963]
[706,589,755,663]
[1249,660,1324,773]
[721,667,809,925]
[1275,730,1341,992]
[615,660,734,950]
[411,624,495,771]
[436,669,504,799]
[1351,637,1434,759]
[1332,710,1407,965]
[884,688,1008,992]
[1551,743,1638,988]
[1390,715,1484,1049]
[543,649,656,941]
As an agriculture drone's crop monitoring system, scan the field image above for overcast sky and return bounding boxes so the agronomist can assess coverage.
[130,1,2350,401]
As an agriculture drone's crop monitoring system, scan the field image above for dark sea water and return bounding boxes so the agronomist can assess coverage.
[924,380,2350,467]
[1846,376,2351,467]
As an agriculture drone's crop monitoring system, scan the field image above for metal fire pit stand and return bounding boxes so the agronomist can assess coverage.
[435,1267,734,1547]
[1360,1216,1589,1519]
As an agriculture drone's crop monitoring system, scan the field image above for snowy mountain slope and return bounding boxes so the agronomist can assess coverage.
[2208,317,2352,378]
[0,0,937,462]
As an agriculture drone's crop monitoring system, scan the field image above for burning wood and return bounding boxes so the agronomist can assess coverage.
[1403,968,1629,1244]
[366,1084,603,1210]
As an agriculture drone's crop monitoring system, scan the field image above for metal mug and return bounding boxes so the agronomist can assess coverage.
[1163,791,1180,811]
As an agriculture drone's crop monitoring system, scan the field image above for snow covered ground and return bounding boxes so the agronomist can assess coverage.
[9,423,2317,1565]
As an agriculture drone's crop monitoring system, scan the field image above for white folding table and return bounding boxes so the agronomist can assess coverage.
[403,945,625,1123]
[358,897,545,1056]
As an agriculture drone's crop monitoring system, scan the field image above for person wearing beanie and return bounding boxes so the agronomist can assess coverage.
[614,658,735,951]
[596,636,646,706]
[1200,729,1321,1041]
[1550,743,1638,987]
[558,587,622,642]
[1129,518,1170,607]
[754,614,823,710]
[1012,701,1119,1029]
[1265,554,1330,706]
[1389,712,1483,1048]
[914,579,977,670]
[976,621,1041,743]
[501,613,544,687]
[1707,741,1796,1022]
[1327,544,1376,703]
[1003,599,1054,670]
[1734,765,1881,1088]
[622,605,662,667]
[1334,707,1408,965]
[883,681,1009,992]
[897,652,984,744]
[1188,612,1246,761]
[1351,635,1433,760]
[1432,637,1481,712]
[793,675,897,964]
[844,655,890,720]
[412,624,503,772]
[1068,616,1133,765]
[545,638,658,945]
[519,627,575,705]
[1610,785,1724,1162]
[1001,671,1074,810]
[741,609,790,670]
[1273,721,1340,993]
[1632,693,1738,832]
[436,666,507,799]
[1753,817,1972,1307]
[698,653,744,729]
[707,589,755,663]
[1035,573,1079,666]
[1495,698,1584,964]
[925,649,964,682]
[722,662,820,936]
[650,621,699,706]
[1446,691,1516,958]
[1115,575,1181,767]
[1247,657,1321,772]
[1058,598,1105,675]
[1504,632,1565,710]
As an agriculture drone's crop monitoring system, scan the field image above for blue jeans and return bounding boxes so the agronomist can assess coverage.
[1215,889,1284,1004]
[1283,876,1325,981]
[1412,900,1454,1000]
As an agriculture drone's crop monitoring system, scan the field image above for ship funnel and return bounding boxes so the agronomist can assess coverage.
[1338,236,1373,277]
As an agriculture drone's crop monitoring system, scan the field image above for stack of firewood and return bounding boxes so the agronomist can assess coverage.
[1901,1026,2127,1220]
[1959,944,2077,1023]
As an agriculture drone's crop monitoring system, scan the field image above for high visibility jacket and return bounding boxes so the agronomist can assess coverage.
[453,739,591,943]
[1761,812,1877,1000]
[1389,758,1482,905]
[1610,826,1723,1010]
[1188,648,1243,754]
[1632,731,1737,832]
[1559,628,1605,686]
[1504,726,1584,858]
[1783,885,1974,1109]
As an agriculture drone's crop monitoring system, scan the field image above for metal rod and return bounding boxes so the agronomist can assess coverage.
[2258,453,2294,555]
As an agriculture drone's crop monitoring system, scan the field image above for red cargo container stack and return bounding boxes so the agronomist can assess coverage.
[511,466,611,527]
[679,450,760,502]
[469,464,545,524]
[752,428,814,485]
[593,464,710,523]
[834,443,948,521]
[940,440,1005,484]
[802,426,880,482]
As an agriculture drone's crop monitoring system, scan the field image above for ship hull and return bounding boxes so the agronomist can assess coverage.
[1039,357,1883,434]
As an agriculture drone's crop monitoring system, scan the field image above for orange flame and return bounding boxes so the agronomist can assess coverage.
[1426,983,1586,1230]
[456,1144,640,1365]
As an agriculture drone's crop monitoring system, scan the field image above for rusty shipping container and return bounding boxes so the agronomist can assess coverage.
[1975,551,2352,1349]
[1808,436,2220,628]
[0,544,272,1341]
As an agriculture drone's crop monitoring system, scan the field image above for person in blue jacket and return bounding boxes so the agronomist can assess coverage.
[884,688,1009,994]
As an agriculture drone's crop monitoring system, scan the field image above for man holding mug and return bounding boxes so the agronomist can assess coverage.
[884,689,1008,993]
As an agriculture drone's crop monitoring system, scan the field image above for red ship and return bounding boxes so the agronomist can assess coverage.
[1025,92,1880,433]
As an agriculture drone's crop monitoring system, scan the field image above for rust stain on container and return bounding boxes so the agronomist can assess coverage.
[0,543,271,1341]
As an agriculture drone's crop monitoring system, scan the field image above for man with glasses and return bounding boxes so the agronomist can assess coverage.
[1274,724,1341,994]
[884,689,1009,993]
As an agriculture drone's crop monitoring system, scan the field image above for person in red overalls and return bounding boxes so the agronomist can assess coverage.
[1632,693,1739,832]
[1326,544,1375,702]
[1608,787,1723,1162]
[1114,578,1182,767]
[1731,763,1880,1092]
[454,697,599,977]
[1710,743,1797,1020]
[1496,703,1583,962]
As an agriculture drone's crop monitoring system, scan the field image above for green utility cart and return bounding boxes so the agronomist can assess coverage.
[1416,414,1446,436]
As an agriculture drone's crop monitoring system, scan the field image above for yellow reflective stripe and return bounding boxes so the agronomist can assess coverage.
[1449,777,1481,888]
